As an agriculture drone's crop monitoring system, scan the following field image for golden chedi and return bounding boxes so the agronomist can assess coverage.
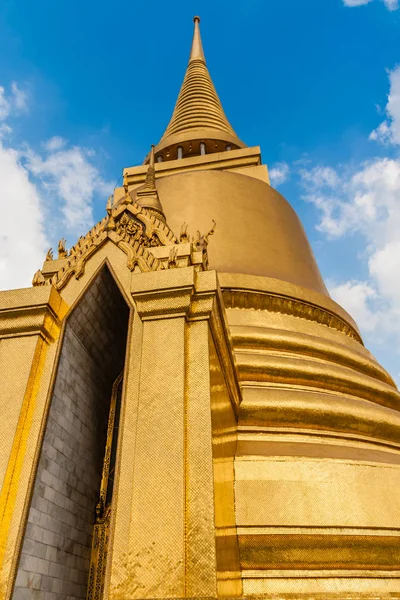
[0,16,399,600]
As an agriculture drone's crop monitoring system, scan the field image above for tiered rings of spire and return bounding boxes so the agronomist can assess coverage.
[153,16,245,162]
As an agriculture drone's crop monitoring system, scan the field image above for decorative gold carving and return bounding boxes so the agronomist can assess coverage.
[98,372,122,516]
[87,372,123,600]
[193,219,215,251]
[168,245,178,268]
[86,506,111,600]
[105,196,116,231]
[115,213,161,248]
[32,269,45,287]
[57,238,67,258]
[191,219,216,270]
[122,170,132,204]
[223,288,362,343]
[33,201,181,291]
[139,145,157,193]
[32,165,219,290]
[45,248,53,261]
[136,145,165,219]
[179,222,189,243]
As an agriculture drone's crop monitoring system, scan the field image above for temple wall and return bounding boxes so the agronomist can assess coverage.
[13,268,129,600]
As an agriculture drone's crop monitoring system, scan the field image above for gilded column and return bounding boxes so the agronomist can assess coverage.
[108,267,241,599]
[0,287,68,599]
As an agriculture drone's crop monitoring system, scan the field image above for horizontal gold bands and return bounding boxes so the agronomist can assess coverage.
[236,435,400,465]
[239,386,400,448]
[242,573,400,599]
[238,526,400,536]
[219,272,359,331]
[237,352,400,410]
[243,568,400,578]
[239,532,400,570]
[243,589,400,599]
[231,325,393,387]
[223,288,362,343]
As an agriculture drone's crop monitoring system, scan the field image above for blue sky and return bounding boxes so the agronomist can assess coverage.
[1,0,400,381]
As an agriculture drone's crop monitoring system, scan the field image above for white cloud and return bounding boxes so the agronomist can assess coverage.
[300,165,340,189]
[269,162,290,186]
[0,124,12,139]
[0,82,28,121]
[23,145,112,233]
[0,139,48,290]
[370,66,400,145]
[44,136,66,151]
[0,82,112,290]
[10,82,28,113]
[300,158,400,240]
[369,240,400,303]
[300,156,400,360]
[328,280,380,332]
[384,0,399,8]
[343,0,399,8]
[0,88,10,120]
[343,0,373,5]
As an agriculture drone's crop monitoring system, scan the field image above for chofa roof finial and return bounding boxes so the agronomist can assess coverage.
[136,145,165,221]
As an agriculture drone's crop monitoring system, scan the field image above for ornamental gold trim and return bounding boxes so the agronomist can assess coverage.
[33,203,177,292]
[87,372,123,600]
[222,288,362,343]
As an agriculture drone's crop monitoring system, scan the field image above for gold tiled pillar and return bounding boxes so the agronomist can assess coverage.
[108,268,241,600]
[0,287,68,599]
[185,317,217,598]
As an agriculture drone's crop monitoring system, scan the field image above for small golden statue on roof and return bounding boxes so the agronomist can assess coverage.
[57,238,68,258]
[45,248,53,261]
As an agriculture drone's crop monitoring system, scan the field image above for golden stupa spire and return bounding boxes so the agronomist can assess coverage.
[153,16,245,161]
[136,145,165,220]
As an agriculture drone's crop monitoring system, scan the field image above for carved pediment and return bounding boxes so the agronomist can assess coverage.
[115,213,162,248]
[34,202,177,292]
[33,197,216,292]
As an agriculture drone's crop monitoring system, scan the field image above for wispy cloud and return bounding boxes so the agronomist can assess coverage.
[269,162,290,187]
[370,65,400,145]
[343,0,373,6]
[10,82,28,112]
[43,136,67,152]
[0,82,28,121]
[23,144,112,234]
[299,156,400,359]
[328,280,380,333]
[0,82,112,290]
[343,0,399,9]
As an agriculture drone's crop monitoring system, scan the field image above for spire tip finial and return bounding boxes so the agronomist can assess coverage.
[190,15,205,62]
